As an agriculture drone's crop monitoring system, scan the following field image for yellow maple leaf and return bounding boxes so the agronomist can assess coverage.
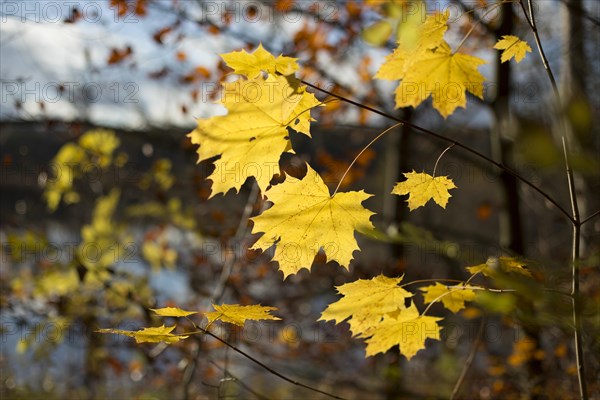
[251,164,375,277]
[494,35,532,63]
[392,171,457,210]
[150,307,198,317]
[97,325,187,344]
[375,11,448,81]
[220,43,299,78]
[413,10,449,50]
[319,274,412,337]
[420,282,476,313]
[395,42,486,117]
[188,74,320,196]
[205,304,280,326]
[364,304,442,359]
[466,256,532,277]
[376,12,486,118]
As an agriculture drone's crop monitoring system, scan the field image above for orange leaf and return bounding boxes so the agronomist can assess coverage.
[107,46,133,65]
[153,27,173,44]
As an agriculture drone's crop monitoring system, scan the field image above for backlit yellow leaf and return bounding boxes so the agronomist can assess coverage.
[188,74,320,196]
[494,35,532,63]
[97,324,187,344]
[151,307,198,317]
[205,304,280,326]
[376,12,486,117]
[466,256,532,277]
[392,171,456,210]
[420,282,477,312]
[220,43,299,78]
[320,274,412,337]
[364,304,442,359]
[251,164,375,277]
[362,20,393,46]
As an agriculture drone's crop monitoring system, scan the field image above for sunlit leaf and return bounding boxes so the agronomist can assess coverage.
[151,307,198,317]
[320,274,412,337]
[392,171,457,210]
[364,304,442,359]
[494,35,532,63]
[97,325,187,344]
[251,164,375,277]
[205,304,280,326]
[420,282,477,312]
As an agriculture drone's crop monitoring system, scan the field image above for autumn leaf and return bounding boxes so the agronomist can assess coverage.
[251,164,375,277]
[375,12,448,81]
[205,304,280,326]
[466,256,532,278]
[420,282,477,312]
[392,171,457,210]
[364,304,442,359]
[221,43,299,78]
[494,35,532,63]
[394,42,486,117]
[150,307,198,317]
[319,274,412,337]
[97,325,188,344]
[188,74,320,196]
[362,20,393,46]
[376,12,486,117]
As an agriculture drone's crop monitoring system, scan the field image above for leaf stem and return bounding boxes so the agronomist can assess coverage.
[300,79,574,224]
[432,144,455,178]
[399,278,464,289]
[332,122,404,196]
[455,1,507,52]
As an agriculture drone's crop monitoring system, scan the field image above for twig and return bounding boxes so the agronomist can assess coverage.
[198,326,347,400]
[580,209,600,225]
[183,183,260,400]
[562,137,588,400]
[208,359,271,400]
[519,0,561,101]
[301,80,574,224]
[450,316,486,399]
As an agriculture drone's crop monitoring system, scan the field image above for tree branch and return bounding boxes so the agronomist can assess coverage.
[562,137,588,400]
[196,325,347,400]
[300,79,574,224]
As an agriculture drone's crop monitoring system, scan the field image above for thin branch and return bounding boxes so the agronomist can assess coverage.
[519,0,561,100]
[208,359,271,400]
[196,326,347,400]
[562,137,588,400]
[301,79,574,224]
[183,183,260,399]
[580,209,600,225]
[450,316,486,399]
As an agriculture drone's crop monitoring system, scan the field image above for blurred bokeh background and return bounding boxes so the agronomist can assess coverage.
[1,0,599,399]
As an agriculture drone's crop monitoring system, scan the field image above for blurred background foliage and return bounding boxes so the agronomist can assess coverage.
[1,0,599,399]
